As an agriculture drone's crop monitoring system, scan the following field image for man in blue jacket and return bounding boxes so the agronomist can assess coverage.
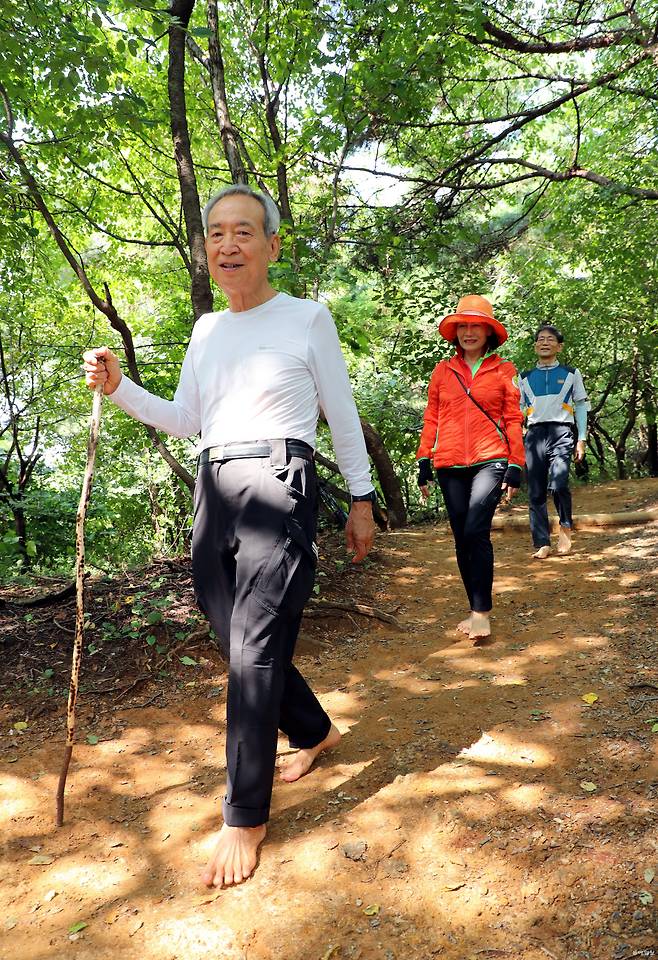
[519,325,589,558]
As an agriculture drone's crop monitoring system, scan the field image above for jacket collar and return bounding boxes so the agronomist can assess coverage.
[449,350,501,372]
[535,360,560,369]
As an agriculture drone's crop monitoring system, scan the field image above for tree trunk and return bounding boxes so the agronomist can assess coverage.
[12,503,29,566]
[646,421,658,477]
[168,0,214,320]
[206,0,248,183]
[615,352,640,479]
[252,47,301,285]
[641,351,658,476]
[359,419,407,528]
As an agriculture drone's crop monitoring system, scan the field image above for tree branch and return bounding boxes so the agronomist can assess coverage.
[0,105,195,492]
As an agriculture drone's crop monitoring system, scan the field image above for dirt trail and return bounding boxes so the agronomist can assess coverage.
[1,479,658,960]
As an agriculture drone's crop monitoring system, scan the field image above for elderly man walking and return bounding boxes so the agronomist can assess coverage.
[83,185,376,887]
[519,324,589,558]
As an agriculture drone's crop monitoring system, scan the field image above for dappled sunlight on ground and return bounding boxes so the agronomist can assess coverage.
[458,731,554,768]
[0,776,43,823]
[1,480,657,959]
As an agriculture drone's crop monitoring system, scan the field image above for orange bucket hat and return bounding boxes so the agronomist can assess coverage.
[438,294,508,345]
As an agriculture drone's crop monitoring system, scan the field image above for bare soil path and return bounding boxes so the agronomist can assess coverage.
[1,479,657,960]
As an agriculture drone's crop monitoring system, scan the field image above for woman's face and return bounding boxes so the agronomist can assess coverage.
[456,322,490,355]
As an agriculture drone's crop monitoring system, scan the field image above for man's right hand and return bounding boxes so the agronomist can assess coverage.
[82,347,122,395]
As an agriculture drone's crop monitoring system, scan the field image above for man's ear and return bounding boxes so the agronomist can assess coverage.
[269,234,281,262]
[556,341,564,355]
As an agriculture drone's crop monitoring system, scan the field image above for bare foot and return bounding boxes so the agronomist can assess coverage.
[557,526,572,554]
[456,614,473,634]
[279,723,341,783]
[201,822,266,888]
[469,611,491,642]
[532,545,552,559]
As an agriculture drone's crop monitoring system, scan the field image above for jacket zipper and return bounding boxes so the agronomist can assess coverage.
[456,357,502,466]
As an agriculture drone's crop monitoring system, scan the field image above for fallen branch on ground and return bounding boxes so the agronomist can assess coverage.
[304,599,402,627]
[0,580,78,608]
[492,506,658,531]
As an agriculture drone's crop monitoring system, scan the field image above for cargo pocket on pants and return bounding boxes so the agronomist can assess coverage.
[253,516,318,619]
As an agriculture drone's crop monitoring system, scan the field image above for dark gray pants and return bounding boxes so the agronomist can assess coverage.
[525,423,574,547]
[192,449,331,827]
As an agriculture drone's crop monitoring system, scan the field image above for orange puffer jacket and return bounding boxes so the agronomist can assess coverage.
[417,353,525,469]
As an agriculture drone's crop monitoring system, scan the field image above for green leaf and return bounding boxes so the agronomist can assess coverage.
[638,890,654,905]
[179,656,197,666]
[68,921,88,933]
[146,634,157,646]
[86,734,99,745]
[580,781,597,792]
[28,853,54,865]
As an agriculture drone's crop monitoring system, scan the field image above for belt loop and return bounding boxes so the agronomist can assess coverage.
[270,438,287,470]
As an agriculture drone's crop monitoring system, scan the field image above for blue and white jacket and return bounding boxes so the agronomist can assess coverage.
[519,362,590,440]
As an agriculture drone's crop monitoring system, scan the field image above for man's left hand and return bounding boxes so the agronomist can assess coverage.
[345,501,376,563]
[575,439,586,462]
[501,482,519,503]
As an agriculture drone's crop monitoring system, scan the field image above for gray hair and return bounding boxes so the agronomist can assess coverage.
[201,185,281,236]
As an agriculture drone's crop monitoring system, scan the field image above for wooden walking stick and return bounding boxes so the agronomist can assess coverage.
[56,383,104,827]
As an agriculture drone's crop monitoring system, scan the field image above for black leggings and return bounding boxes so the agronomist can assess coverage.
[436,461,506,613]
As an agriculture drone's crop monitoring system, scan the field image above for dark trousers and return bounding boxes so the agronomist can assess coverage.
[525,423,574,547]
[436,461,506,613]
[192,450,331,827]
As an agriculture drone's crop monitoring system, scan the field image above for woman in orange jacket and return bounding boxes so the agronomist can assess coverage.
[417,295,524,642]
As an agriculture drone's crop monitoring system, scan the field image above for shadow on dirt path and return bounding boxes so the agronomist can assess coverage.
[1,479,657,960]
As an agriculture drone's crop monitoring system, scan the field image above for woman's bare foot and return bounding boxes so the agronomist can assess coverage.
[557,526,572,554]
[201,822,266,888]
[469,611,491,642]
[456,614,473,634]
[279,723,341,783]
[533,545,552,559]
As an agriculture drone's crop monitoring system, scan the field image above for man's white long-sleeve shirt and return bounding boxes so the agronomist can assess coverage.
[110,292,374,495]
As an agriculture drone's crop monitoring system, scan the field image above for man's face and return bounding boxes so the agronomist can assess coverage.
[204,194,280,297]
[534,331,563,362]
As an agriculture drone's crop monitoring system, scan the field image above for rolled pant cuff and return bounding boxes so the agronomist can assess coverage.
[289,715,332,750]
[223,798,269,828]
